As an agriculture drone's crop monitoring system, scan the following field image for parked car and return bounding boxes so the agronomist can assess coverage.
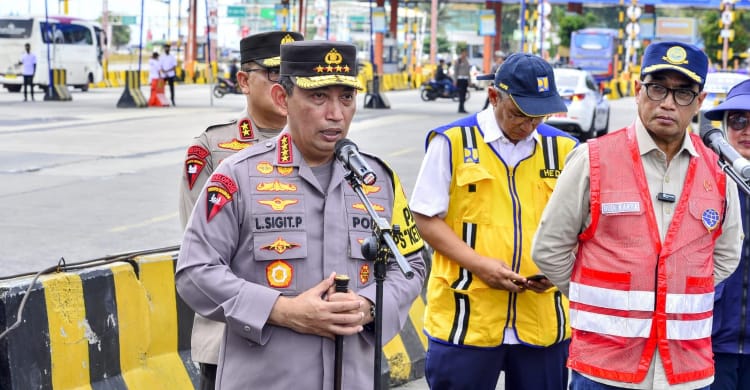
[546,67,611,141]
[692,71,750,132]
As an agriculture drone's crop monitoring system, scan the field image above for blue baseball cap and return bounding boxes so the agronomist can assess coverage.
[640,42,708,89]
[477,53,566,116]
[704,79,750,120]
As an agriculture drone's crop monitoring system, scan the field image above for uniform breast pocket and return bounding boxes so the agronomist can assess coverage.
[252,231,308,293]
[454,163,495,224]
[348,233,375,289]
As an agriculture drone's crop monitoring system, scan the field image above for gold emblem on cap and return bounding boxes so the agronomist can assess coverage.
[280,34,296,44]
[325,48,343,65]
[663,46,688,65]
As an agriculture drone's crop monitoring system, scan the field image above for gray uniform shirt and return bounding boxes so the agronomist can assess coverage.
[179,112,281,364]
[176,130,426,390]
[531,120,742,389]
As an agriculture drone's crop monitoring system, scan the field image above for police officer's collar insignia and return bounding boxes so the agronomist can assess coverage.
[206,173,238,222]
[266,260,293,288]
[185,145,210,190]
[277,166,294,176]
[256,161,274,175]
[219,139,251,151]
[238,118,254,140]
[278,134,293,165]
[353,203,384,212]
[260,236,301,254]
[702,208,720,232]
[664,46,688,65]
[360,263,371,285]
[463,147,479,163]
[258,197,299,211]
[362,184,381,195]
[257,179,297,192]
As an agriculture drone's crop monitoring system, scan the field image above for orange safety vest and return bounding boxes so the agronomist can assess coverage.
[569,125,726,385]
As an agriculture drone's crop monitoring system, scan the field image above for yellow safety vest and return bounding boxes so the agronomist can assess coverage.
[424,123,575,347]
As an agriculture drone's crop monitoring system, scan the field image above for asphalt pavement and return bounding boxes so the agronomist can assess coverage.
[0,83,634,388]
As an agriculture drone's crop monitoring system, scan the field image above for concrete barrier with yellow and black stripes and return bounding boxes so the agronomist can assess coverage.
[116,70,147,108]
[0,251,199,389]
[0,248,427,389]
[43,68,72,101]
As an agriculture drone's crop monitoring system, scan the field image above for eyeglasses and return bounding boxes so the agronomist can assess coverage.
[495,88,547,125]
[641,83,699,106]
[244,67,281,82]
[728,114,750,131]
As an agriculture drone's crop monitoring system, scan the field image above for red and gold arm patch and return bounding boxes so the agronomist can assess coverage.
[185,146,209,190]
[205,173,238,222]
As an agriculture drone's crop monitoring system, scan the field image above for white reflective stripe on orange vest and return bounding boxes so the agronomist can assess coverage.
[665,292,714,314]
[570,282,654,311]
[666,318,713,340]
[570,309,652,337]
[571,309,713,340]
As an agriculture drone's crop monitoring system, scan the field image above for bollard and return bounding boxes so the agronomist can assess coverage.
[364,74,391,109]
[117,70,147,108]
[44,69,72,101]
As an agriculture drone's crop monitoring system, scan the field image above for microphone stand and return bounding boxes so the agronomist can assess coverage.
[718,159,750,196]
[342,170,414,390]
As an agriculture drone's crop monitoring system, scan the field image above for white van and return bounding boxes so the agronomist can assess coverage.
[0,16,104,92]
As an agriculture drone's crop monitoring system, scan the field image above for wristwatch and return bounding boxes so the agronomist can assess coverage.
[369,301,376,320]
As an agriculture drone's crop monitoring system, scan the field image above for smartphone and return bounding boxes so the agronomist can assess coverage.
[526,274,548,282]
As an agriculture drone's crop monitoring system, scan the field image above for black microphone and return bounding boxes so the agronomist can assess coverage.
[335,139,377,185]
[700,121,750,180]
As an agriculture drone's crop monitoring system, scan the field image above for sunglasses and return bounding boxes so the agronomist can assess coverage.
[728,114,750,131]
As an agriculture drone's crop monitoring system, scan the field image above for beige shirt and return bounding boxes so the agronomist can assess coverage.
[531,120,742,389]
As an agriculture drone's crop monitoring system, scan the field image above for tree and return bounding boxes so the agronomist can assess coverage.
[557,13,596,48]
[112,25,131,49]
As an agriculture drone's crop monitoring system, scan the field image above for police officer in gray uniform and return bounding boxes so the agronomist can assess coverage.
[176,40,426,390]
[177,30,302,390]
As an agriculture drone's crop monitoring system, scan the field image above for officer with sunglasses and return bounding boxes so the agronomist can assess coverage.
[178,30,303,390]
[704,79,750,390]
[532,42,742,389]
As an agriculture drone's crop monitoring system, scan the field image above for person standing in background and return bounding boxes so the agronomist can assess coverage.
[148,52,161,83]
[160,43,177,106]
[454,48,471,113]
[19,43,36,101]
[703,79,750,390]
[482,51,506,110]
[178,30,303,390]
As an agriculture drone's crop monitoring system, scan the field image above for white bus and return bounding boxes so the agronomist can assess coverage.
[0,16,104,92]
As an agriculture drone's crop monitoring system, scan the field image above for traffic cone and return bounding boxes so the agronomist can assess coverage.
[148,79,170,107]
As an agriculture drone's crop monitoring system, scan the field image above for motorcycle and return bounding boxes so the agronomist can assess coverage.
[419,79,470,102]
[213,77,243,98]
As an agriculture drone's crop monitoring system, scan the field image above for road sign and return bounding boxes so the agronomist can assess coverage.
[626,6,642,20]
[121,16,137,25]
[626,22,640,36]
[227,5,246,18]
[721,11,733,27]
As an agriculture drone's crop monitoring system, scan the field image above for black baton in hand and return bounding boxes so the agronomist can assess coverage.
[334,274,349,390]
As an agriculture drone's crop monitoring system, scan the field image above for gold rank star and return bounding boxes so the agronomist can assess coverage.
[343,65,350,72]
[326,65,334,72]
[315,65,325,73]
[335,65,342,72]
[241,122,252,137]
